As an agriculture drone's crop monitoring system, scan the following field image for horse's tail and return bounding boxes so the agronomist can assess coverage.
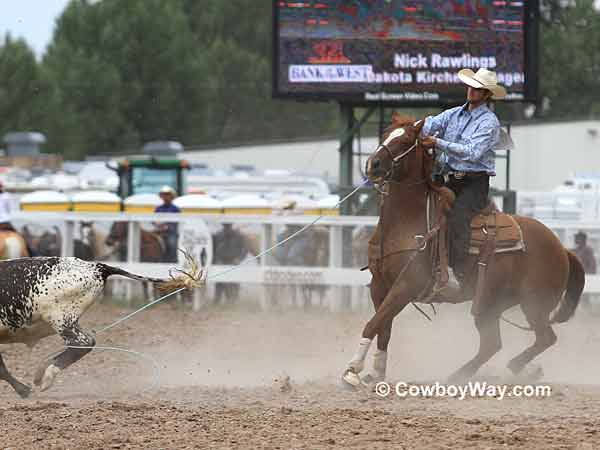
[551,250,585,324]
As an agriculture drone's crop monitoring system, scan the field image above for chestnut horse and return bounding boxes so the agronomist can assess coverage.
[342,114,585,387]
[105,222,165,262]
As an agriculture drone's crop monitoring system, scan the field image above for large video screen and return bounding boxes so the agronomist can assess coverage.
[273,0,538,105]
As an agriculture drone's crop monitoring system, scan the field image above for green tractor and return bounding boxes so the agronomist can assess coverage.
[108,141,190,198]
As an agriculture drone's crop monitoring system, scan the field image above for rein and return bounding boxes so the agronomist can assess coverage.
[373,134,440,320]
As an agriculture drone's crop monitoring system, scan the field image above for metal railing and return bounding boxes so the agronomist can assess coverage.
[11,211,600,300]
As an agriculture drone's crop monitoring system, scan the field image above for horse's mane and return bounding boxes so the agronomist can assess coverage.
[378,113,456,209]
[390,112,416,127]
[382,112,416,136]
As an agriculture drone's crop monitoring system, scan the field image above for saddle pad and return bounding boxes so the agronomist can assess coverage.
[468,212,525,255]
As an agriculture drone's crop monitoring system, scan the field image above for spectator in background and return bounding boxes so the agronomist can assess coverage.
[573,231,597,310]
[573,231,597,274]
[275,224,310,266]
[154,185,180,262]
[212,223,248,303]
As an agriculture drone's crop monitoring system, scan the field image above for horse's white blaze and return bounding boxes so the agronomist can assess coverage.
[381,127,405,147]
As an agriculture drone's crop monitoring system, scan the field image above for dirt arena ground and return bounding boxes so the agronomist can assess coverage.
[1,293,600,449]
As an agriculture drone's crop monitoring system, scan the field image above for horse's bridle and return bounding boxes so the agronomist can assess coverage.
[372,138,420,193]
[371,129,439,321]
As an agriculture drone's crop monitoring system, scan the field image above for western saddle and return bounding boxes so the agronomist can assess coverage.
[432,201,525,314]
[365,194,525,315]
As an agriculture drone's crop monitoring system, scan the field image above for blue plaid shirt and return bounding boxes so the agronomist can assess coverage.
[423,103,500,175]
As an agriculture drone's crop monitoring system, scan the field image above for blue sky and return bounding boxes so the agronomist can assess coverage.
[0,0,70,57]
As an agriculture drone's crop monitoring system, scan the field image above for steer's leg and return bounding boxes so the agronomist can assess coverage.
[34,321,96,392]
[0,353,31,398]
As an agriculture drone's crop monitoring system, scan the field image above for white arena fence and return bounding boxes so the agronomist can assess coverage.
[10,212,600,307]
[12,211,376,310]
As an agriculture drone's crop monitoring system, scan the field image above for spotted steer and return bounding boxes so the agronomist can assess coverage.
[0,257,176,398]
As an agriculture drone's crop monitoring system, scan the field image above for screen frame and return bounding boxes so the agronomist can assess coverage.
[272,0,539,106]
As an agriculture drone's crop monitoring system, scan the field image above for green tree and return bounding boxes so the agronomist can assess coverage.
[182,0,338,145]
[0,35,54,143]
[12,0,600,159]
[39,0,339,157]
[37,0,342,157]
[539,0,600,118]
[43,0,208,158]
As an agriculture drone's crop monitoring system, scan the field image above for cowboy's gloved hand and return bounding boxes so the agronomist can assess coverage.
[421,136,437,149]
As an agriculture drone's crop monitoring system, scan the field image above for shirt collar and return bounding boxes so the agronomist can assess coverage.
[460,102,490,119]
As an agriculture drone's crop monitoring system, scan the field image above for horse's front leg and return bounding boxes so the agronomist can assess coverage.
[358,271,390,386]
[342,275,412,387]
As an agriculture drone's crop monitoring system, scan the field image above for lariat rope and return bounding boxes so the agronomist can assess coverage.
[40,181,370,392]
[97,180,370,334]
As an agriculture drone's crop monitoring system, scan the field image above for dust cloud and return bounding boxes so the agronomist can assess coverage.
[128,292,600,389]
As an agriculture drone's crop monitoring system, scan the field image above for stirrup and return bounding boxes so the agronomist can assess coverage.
[433,268,460,291]
[428,272,467,305]
[435,278,461,294]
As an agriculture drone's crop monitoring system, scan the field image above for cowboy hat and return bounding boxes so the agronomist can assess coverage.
[457,68,507,100]
[159,185,177,196]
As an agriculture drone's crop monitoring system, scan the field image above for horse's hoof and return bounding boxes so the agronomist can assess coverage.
[528,365,544,382]
[513,365,544,383]
[341,369,362,388]
[361,373,385,390]
[361,374,375,385]
[446,371,470,385]
[361,375,381,393]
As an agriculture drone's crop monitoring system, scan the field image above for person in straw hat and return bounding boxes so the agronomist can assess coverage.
[155,185,181,262]
[420,68,506,285]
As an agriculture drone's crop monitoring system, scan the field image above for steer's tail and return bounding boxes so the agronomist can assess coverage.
[98,252,203,294]
[99,263,165,283]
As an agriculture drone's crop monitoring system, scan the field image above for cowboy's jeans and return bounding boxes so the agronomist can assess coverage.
[446,174,490,277]
[165,234,179,263]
